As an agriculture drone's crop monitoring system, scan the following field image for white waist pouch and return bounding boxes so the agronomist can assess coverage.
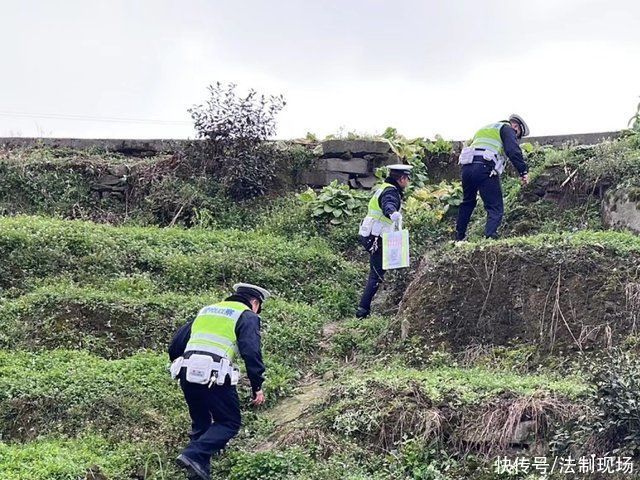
[358,217,373,237]
[185,354,215,385]
[170,357,184,380]
[458,146,475,165]
[230,368,240,385]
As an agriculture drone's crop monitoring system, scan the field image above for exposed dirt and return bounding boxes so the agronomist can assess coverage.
[399,241,640,353]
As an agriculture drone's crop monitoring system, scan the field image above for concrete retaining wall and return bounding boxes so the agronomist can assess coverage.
[0,131,626,187]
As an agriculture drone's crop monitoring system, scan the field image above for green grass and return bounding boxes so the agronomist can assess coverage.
[319,365,587,457]
[452,229,640,255]
[0,434,178,480]
[0,350,185,442]
[362,365,587,402]
[334,365,587,405]
[0,215,363,314]
[0,280,328,368]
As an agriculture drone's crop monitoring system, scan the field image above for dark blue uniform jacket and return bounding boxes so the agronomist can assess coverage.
[500,124,528,176]
[378,176,403,218]
[168,295,266,393]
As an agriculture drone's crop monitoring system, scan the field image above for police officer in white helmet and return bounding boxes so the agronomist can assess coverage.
[455,114,530,241]
[355,164,412,318]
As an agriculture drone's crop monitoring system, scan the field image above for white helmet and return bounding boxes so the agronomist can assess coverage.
[508,114,530,138]
[233,283,271,303]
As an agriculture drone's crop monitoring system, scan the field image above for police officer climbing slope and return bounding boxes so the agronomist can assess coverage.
[168,283,270,480]
[455,114,530,241]
[355,164,412,319]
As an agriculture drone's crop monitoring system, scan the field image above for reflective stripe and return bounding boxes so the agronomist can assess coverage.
[358,182,399,237]
[190,332,236,348]
[472,138,502,150]
[368,210,393,223]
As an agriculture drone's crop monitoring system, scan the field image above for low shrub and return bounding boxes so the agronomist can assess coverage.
[0,216,363,314]
[0,350,185,442]
[552,350,640,457]
[226,448,310,480]
[0,434,177,480]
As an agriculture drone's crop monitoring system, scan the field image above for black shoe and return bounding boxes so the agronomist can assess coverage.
[176,454,210,480]
[355,307,370,319]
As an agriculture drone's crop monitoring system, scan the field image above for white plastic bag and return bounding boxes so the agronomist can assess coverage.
[382,229,410,270]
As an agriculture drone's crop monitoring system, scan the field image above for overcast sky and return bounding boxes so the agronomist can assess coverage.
[1,0,639,140]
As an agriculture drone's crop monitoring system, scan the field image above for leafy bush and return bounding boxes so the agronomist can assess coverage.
[299,181,368,225]
[424,135,454,156]
[188,82,286,199]
[406,181,463,221]
[553,351,640,457]
[381,127,429,190]
[227,449,310,480]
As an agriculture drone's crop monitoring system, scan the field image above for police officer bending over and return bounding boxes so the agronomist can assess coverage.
[455,114,530,241]
[169,283,269,480]
[356,164,412,319]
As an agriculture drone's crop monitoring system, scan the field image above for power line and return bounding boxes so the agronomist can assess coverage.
[0,110,192,126]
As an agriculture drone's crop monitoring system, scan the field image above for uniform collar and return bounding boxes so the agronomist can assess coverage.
[384,176,405,198]
[225,295,253,310]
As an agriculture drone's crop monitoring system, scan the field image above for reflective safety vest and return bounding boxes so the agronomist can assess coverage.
[358,182,397,237]
[469,122,509,174]
[184,301,249,364]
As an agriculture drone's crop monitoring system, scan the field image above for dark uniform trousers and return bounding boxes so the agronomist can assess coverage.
[456,161,504,240]
[180,378,241,471]
[358,235,385,312]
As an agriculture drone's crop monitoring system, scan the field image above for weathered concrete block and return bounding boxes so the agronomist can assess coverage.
[603,186,640,234]
[362,152,401,165]
[321,139,391,156]
[300,170,350,186]
[351,175,378,189]
[317,158,369,174]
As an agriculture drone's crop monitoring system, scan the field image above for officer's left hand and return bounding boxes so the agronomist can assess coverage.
[251,390,265,406]
[520,173,530,185]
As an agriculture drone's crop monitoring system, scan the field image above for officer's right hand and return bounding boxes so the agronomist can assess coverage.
[251,390,265,406]
[390,211,402,223]
[520,173,530,185]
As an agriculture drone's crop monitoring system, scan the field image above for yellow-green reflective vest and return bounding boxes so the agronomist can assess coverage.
[184,301,249,364]
[358,182,396,237]
[469,122,509,175]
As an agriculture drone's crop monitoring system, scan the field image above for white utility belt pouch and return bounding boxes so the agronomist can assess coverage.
[171,355,240,386]
[358,216,374,237]
[458,146,475,165]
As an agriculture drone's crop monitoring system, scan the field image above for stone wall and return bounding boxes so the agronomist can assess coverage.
[301,139,399,188]
[603,185,640,234]
[0,131,624,188]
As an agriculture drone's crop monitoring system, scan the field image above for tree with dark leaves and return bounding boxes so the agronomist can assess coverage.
[189,83,286,200]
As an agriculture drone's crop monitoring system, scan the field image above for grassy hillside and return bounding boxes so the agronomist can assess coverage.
[1,132,640,479]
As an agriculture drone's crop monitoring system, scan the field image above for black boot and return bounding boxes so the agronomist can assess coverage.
[176,454,210,480]
[355,307,370,319]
